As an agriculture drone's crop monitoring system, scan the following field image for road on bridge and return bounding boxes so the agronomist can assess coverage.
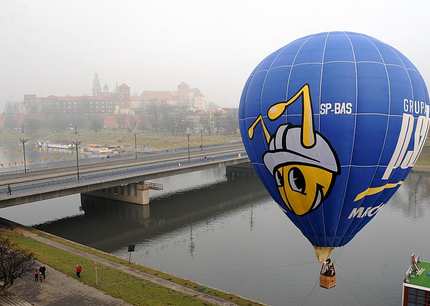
[0,142,243,180]
[0,143,248,207]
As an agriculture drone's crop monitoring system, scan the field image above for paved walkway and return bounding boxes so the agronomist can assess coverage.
[19,230,238,306]
[8,261,129,306]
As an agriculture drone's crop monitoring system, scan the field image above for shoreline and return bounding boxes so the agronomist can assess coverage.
[411,164,430,172]
[0,218,265,306]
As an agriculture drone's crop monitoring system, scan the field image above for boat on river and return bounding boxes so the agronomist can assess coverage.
[83,144,121,156]
[403,254,430,305]
[37,141,74,150]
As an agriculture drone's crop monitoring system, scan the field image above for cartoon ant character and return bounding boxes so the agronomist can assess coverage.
[248,84,340,216]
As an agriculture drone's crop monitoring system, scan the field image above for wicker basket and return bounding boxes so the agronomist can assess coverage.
[320,275,336,289]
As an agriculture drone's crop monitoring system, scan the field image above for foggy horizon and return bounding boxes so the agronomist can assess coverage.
[1,0,429,109]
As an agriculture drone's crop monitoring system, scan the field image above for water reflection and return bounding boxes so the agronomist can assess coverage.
[7,169,430,306]
[37,177,267,252]
[0,166,229,226]
[389,172,430,219]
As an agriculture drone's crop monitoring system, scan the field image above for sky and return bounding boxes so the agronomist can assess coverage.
[1,0,429,108]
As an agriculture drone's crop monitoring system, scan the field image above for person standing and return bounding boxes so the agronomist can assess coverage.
[39,266,46,280]
[34,268,39,282]
[75,264,83,278]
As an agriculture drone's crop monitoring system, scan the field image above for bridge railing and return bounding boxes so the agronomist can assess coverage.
[143,182,163,190]
[0,150,248,199]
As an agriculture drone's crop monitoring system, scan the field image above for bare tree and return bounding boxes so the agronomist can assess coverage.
[0,239,34,292]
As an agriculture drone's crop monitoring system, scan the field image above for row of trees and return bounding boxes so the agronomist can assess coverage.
[139,102,238,135]
[3,114,105,133]
[3,103,238,135]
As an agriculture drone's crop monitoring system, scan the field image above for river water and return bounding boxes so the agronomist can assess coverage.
[0,166,429,306]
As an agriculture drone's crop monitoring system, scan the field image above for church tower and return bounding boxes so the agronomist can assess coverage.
[92,73,102,96]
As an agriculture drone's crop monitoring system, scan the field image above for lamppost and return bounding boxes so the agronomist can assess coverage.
[134,132,143,159]
[72,140,81,181]
[134,133,137,159]
[200,129,203,151]
[19,138,28,174]
[186,132,191,161]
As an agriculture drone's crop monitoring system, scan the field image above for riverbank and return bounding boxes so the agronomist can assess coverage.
[0,129,240,150]
[1,221,265,306]
[0,129,241,166]
[412,165,430,172]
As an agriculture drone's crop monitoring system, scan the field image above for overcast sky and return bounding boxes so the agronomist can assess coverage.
[1,0,429,108]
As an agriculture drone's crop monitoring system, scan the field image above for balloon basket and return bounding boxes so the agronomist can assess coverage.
[320,275,336,289]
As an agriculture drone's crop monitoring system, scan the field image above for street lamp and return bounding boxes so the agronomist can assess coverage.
[72,140,81,181]
[200,129,203,151]
[134,132,143,159]
[186,132,191,161]
[134,133,137,159]
[19,138,29,174]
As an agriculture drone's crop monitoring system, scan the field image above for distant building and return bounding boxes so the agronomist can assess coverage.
[212,107,239,134]
[141,91,175,105]
[117,83,131,105]
[141,82,208,111]
[8,76,234,133]
[2,102,25,129]
[103,115,119,129]
[92,73,102,97]
[23,74,133,114]
[23,95,115,114]
[103,83,109,95]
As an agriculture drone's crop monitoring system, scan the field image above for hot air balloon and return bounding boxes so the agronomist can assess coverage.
[239,31,429,287]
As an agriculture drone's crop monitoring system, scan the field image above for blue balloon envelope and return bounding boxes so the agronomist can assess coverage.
[239,32,429,260]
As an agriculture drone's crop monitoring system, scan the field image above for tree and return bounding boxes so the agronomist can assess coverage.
[46,114,67,131]
[89,116,103,132]
[0,239,34,291]
[3,103,19,129]
[3,115,18,130]
[24,117,42,133]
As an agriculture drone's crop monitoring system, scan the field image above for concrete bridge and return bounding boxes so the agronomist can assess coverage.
[0,143,248,208]
[37,176,266,252]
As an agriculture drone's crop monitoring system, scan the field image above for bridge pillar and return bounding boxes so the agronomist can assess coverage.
[226,163,255,180]
[84,182,162,205]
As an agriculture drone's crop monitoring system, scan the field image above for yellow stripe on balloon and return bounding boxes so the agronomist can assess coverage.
[353,182,402,202]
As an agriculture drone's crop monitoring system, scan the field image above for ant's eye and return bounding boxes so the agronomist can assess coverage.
[275,170,283,187]
[288,167,306,193]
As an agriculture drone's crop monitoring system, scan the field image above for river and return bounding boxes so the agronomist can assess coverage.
[0,166,428,306]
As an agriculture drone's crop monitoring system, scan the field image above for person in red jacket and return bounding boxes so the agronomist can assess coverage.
[75,264,83,278]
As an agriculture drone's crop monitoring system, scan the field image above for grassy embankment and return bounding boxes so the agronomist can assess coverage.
[0,128,240,165]
[1,229,207,306]
[2,228,263,306]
